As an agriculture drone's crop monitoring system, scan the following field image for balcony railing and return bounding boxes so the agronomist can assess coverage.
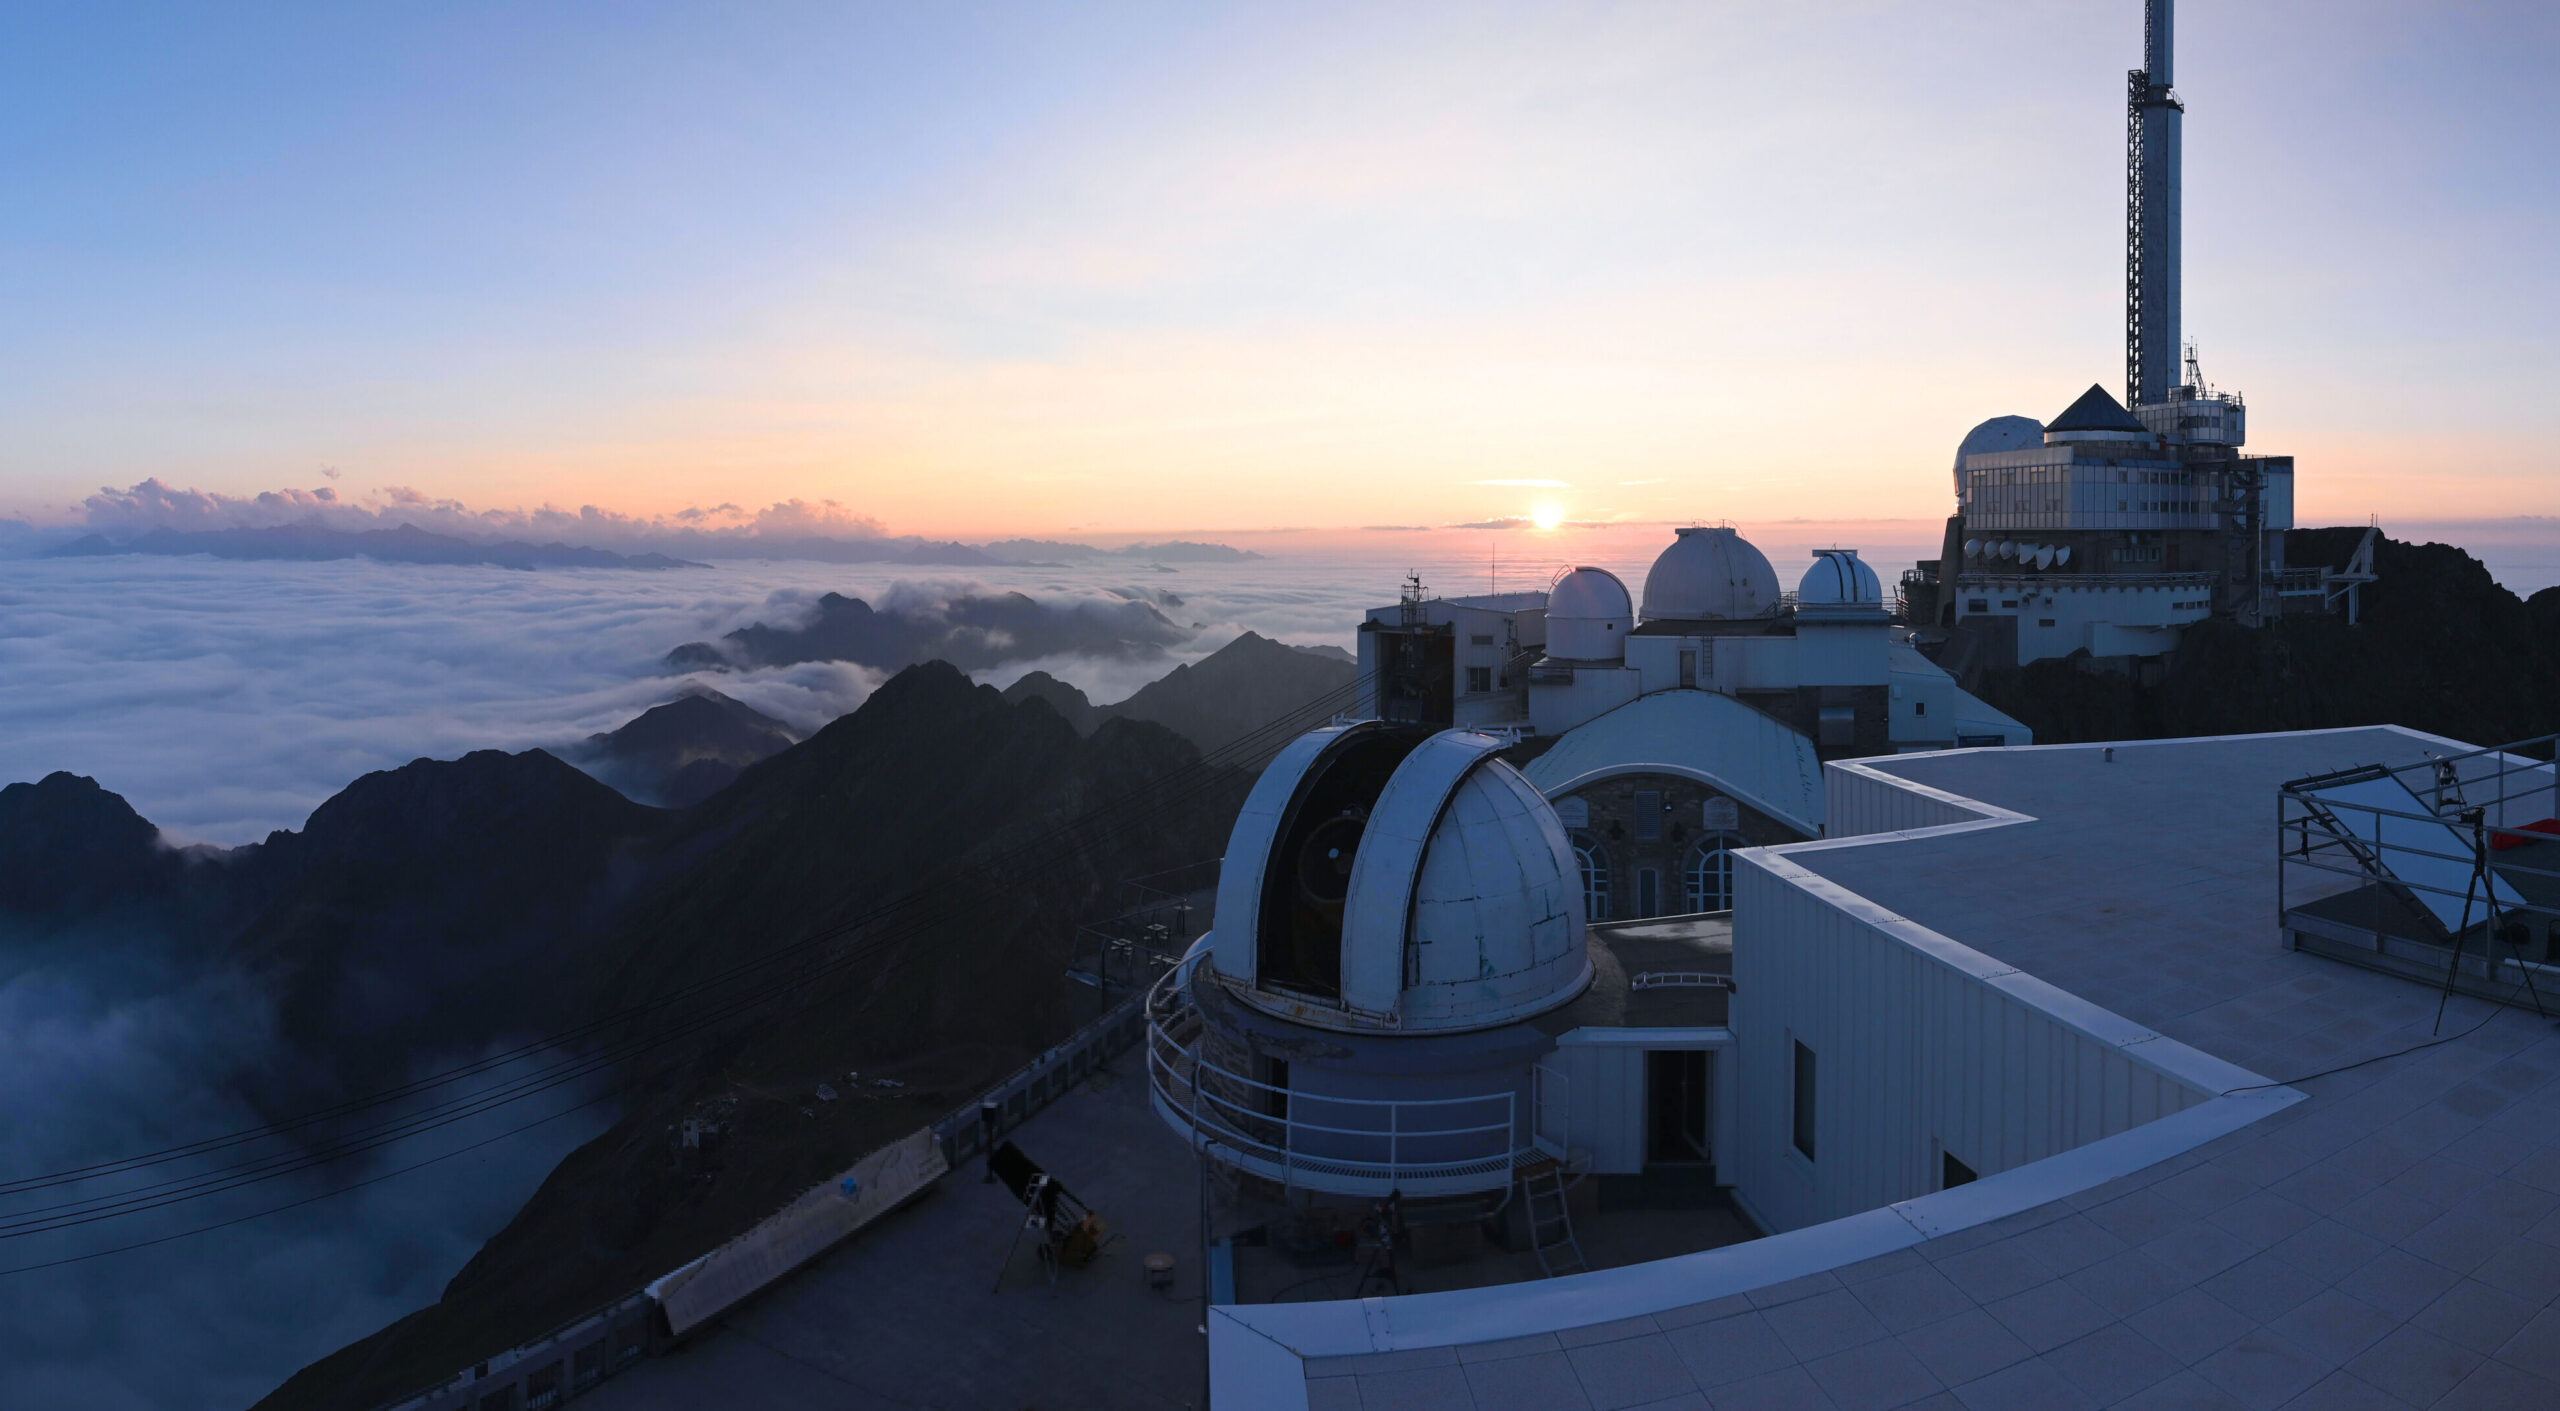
[1144,956,1543,1197]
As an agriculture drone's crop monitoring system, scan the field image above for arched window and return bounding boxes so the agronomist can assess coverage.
[1574,840,1611,922]
[1686,839,1739,914]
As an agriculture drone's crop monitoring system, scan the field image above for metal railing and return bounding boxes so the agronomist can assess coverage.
[2278,733,2560,1008]
[1143,959,1535,1197]
[1631,971,1735,991]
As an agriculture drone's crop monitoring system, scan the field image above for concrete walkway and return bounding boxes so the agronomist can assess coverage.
[590,1062,1208,1411]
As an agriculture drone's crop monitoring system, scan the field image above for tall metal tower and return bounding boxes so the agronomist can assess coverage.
[2125,0,2183,408]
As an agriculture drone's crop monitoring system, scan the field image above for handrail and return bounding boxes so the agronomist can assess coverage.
[1144,966,1525,1192]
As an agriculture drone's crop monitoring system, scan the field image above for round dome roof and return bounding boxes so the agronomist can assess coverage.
[1210,723,1591,1035]
[1548,566,1631,621]
[1952,415,2044,470]
[1546,566,1632,662]
[1640,527,1780,623]
[1798,549,1882,606]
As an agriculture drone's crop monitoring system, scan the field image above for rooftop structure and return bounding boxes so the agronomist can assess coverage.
[1209,727,2560,1409]
[1904,0,2327,671]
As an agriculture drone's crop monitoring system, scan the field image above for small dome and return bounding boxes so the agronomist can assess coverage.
[1210,723,1591,1035]
[1953,416,2044,470]
[1545,566,1632,661]
[1797,549,1881,606]
[1641,527,1780,623]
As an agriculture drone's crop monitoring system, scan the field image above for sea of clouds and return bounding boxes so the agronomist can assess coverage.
[0,553,1394,846]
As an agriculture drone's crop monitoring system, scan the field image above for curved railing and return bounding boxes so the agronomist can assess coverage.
[1144,956,1532,1197]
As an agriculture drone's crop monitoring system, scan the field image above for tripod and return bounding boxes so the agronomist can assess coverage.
[2433,807,2551,1034]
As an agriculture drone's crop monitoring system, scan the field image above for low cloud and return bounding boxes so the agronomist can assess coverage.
[0,918,614,1410]
[77,479,888,551]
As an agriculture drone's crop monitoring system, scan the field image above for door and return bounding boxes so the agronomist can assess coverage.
[1644,1050,1710,1164]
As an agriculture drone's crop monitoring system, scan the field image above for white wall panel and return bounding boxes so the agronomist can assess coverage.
[1726,847,2217,1234]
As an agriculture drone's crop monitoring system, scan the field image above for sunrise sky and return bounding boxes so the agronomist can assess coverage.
[2,1,2553,539]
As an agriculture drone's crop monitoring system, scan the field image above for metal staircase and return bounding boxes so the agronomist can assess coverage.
[1519,1165,1587,1278]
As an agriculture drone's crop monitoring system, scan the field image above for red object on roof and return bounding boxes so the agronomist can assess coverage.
[2491,818,2560,851]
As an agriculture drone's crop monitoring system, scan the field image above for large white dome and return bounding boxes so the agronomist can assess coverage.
[1797,549,1882,607]
[1545,566,1631,661]
[1641,527,1780,623]
[1210,723,1590,1035]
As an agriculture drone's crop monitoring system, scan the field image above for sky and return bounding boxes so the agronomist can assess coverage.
[1,1,2552,541]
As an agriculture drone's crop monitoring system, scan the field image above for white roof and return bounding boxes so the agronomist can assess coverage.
[1546,566,1632,621]
[1640,526,1780,623]
[1520,690,1823,837]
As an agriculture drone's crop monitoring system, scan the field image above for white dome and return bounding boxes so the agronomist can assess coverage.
[1210,723,1591,1035]
[1545,566,1631,661]
[1641,527,1780,623]
[1951,415,2045,493]
[1797,549,1881,606]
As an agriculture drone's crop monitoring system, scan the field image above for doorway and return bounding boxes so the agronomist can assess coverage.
[1644,1050,1711,1165]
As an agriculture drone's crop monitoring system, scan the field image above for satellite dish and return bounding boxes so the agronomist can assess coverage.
[2035,545,2055,570]
[1998,541,2017,560]
[2055,545,2072,567]
[1963,538,1981,558]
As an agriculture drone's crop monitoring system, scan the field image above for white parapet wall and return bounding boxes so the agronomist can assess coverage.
[1728,847,2226,1234]
[1725,756,2264,1234]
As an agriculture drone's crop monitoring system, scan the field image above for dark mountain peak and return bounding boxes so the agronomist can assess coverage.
[578,690,801,809]
[1097,630,1358,753]
[589,689,795,760]
[1002,671,1100,734]
[0,771,177,915]
[278,748,660,865]
[845,659,995,725]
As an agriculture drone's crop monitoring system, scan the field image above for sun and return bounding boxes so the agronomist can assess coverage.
[1530,502,1564,531]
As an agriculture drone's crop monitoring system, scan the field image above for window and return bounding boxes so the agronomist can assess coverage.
[1686,842,1735,913]
[1968,599,1988,613]
[1634,789,1661,839]
[2039,618,2056,627]
[1575,841,1611,921]
[1678,649,1697,688]
[1913,700,1927,717]
[1466,666,1492,694]
[1637,867,1659,917]
[1792,1041,1817,1160]
[1942,1149,1977,1189]
[1470,633,1494,646]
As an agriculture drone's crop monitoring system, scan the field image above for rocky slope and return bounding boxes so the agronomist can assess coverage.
[248,664,1247,1411]
[1000,629,1360,753]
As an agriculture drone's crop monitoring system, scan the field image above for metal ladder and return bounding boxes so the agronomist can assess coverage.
[1521,1166,1587,1278]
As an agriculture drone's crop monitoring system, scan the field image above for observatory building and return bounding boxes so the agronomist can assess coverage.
[1146,721,1735,1206]
[1902,0,2342,672]
[1357,527,2026,923]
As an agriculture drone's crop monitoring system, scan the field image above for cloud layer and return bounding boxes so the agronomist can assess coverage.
[0,555,1402,845]
[75,478,888,550]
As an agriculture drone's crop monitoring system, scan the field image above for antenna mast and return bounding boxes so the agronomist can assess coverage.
[2125,0,2184,409]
